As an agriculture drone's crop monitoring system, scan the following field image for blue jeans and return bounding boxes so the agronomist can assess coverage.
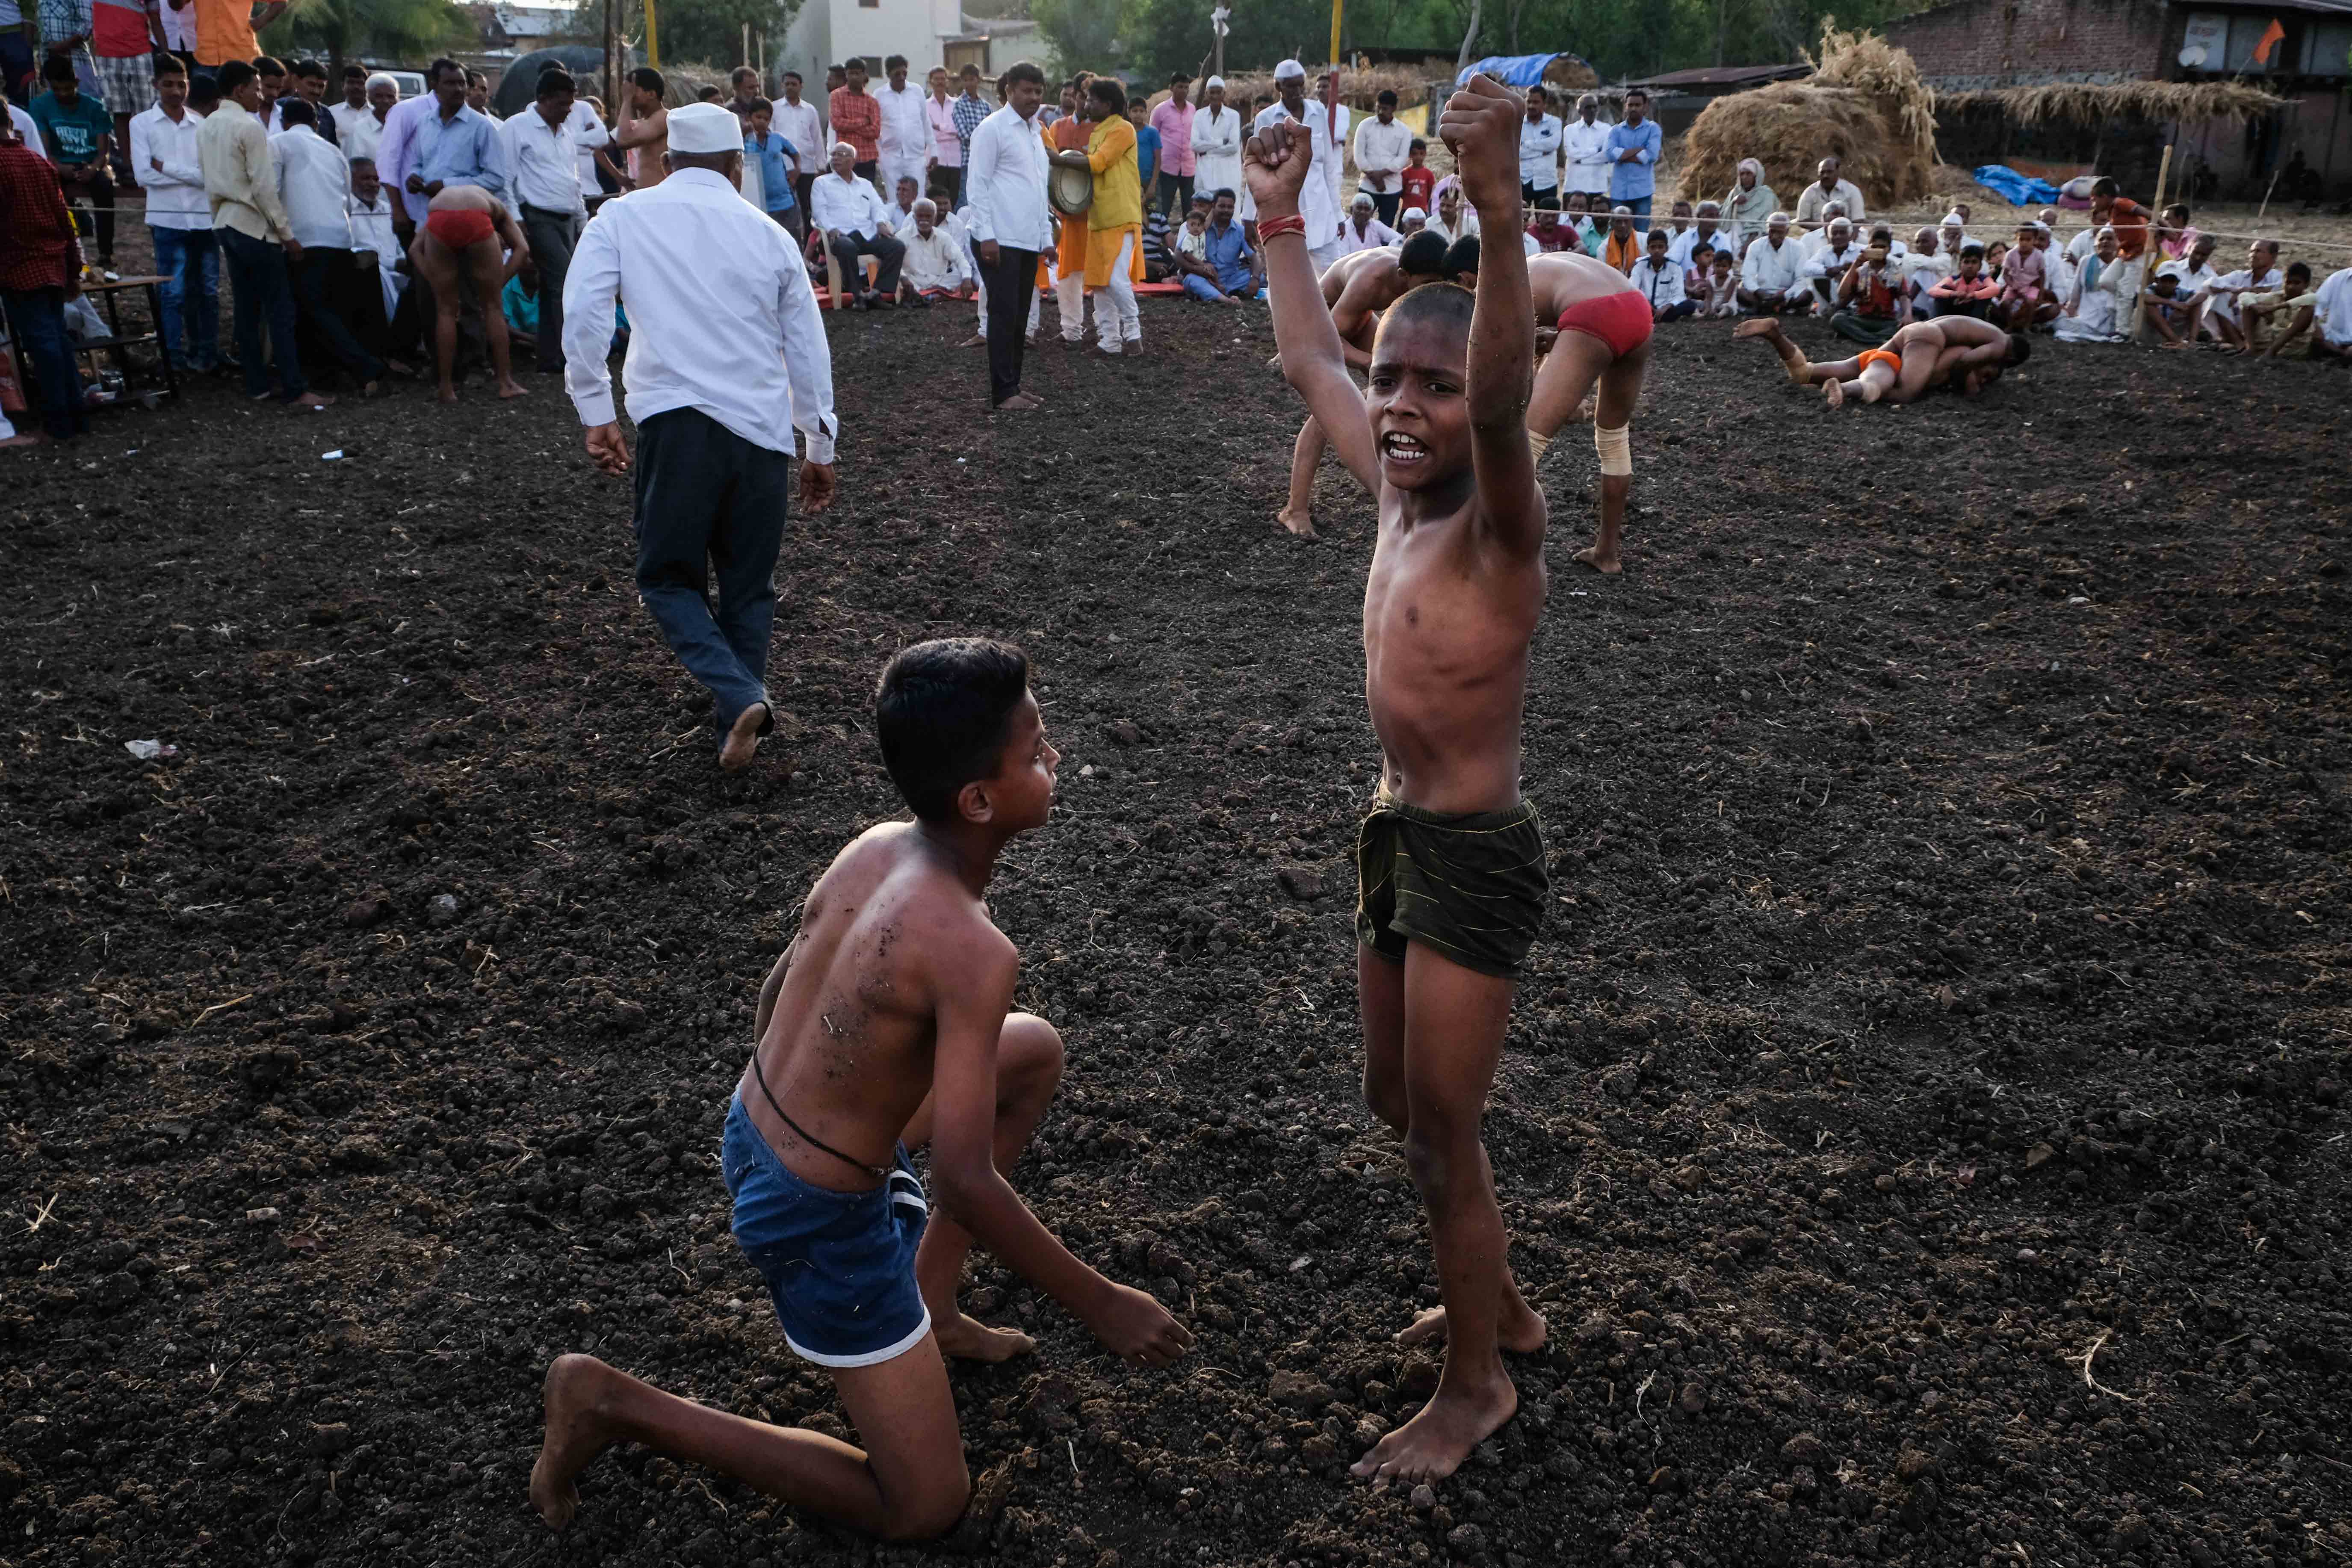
[219,227,306,400]
[631,408,791,738]
[1181,273,1223,301]
[149,225,220,369]
[3,289,87,440]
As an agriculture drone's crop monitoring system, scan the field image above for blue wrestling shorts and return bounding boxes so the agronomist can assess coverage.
[720,1093,932,1367]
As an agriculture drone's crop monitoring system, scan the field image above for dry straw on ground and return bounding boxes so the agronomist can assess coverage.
[1677,22,1939,208]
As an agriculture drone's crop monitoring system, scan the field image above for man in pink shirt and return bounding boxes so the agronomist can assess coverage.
[1146,71,1194,220]
[922,64,961,209]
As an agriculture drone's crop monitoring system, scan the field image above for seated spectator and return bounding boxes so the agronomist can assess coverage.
[1426,182,1476,247]
[810,140,904,310]
[0,105,89,444]
[1335,192,1397,257]
[1668,199,1730,269]
[1738,212,1805,314]
[1803,216,1862,310]
[1983,237,2009,283]
[886,173,922,238]
[2198,239,2282,351]
[1928,243,1997,318]
[2308,263,2352,363]
[1190,186,1256,300]
[1992,221,2047,330]
[1525,197,1575,253]
[1400,136,1434,216]
[1602,205,1640,273]
[1173,204,1232,304]
[274,98,386,393]
[2140,266,2198,348]
[1936,210,1969,263]
[2237,262,2315,357]
[1693,243,1740,318]
[1140,198,1176,282]
[1721,157,1776,252]
[743,99,799,230]
[1830,229,1903,343]
[2155,202,2200,263]
[2054,227,2129,343]
[345,155,411,350]
[1656,196,1695,256]
[1902,226,1948,318]
[1397,205,1425,237]
[502,253,541,347]
[898,198,974,301]
[31,56,116,272]
[1798,198,1845,260]
[1627,224,1691,320]
[1794,154,1864,230]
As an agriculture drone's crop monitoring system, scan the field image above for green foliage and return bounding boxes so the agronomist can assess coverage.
[263,0,474,68]
[652,0,802,71]
[1034,0,1135,78]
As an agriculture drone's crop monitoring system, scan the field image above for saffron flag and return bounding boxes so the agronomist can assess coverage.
[2252,17,2286,65]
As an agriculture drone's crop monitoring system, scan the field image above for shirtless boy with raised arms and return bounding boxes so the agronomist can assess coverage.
[531,640,1191,1542]
[1249,76,1550,1485]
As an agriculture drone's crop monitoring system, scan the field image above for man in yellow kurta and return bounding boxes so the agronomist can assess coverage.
[1069,77,1143,353]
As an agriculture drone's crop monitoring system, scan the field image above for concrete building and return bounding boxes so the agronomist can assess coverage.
[779,0,1042,88]
[1886,0,2352,197]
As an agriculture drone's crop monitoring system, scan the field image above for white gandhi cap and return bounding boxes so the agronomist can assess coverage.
[1273,59,1306,80]
[666,101,743,156]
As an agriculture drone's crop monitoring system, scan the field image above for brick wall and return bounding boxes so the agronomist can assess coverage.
[1886,0,2167,89]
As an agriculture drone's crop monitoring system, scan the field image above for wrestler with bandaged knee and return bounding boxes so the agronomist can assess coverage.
[1522,251,1655,575]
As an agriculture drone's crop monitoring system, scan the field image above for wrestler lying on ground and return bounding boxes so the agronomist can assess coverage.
[1737,313,2028,406]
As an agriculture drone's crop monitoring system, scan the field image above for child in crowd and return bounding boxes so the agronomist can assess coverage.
[2141,267,2197,347]
[2238,261,2316,356]
[1401,137,1436,215]
[1983,237,2010,284]
[1696,244,1740,317]
[1929,243,1998,318]
[745,99,801,232]
[1630,224,1692,319]
[531,641,1191,1541]
[1993,221,2046,328]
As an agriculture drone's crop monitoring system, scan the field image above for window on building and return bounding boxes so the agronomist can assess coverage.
[2302,20,2352,75]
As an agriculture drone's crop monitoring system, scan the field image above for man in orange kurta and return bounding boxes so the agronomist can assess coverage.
[1044,99,1091,340]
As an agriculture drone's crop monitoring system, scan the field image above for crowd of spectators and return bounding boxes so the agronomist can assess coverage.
[1,37,2349,443]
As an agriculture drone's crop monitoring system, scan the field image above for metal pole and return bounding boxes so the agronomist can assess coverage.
[603,0,614,103]
[2133,141,2172,344]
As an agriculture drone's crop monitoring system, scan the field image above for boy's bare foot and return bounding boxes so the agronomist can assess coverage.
[1350,1373,1518,1485]
[719,702,769,771]
[1735,316,1809,382]
[0,431,49,449]
[437,384,459,404]
[1572,544,1622,574]
[1823,378,1846,408]
[530,1354,616,1531]
[931,1312,1036,1362]
[1276,506,1319,539]
[1393,1299,1549,1352]
[291,390,337,410]
[498,378,530,399]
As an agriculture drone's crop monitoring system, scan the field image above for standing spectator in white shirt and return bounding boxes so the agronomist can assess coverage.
[1250,61,1345,265]
[320,64,364,140]
[1335,191,1398,256]
[962,59,1051,408]
[337,71,393,168]
[1189,76,1241,224]
[809,140,904,310]
[1517,84,1561,205]
[771,69,823,214]
[132,56,216,369]
[560,100,838,773]
[1350,89,1410,225]
[898,198,974,300]
[874,53,930,204]
[1560,93,1610,198]
[505,66,589,374]
[1739,211,1805,313]
[273,98,385,390]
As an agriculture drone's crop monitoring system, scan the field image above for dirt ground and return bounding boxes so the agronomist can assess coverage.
[3,287,2349,1568]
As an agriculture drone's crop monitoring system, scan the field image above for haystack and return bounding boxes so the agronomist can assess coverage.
[1677,21,1938,208]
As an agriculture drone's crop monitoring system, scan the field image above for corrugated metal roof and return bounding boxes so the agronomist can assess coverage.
[1625,62,1807,89]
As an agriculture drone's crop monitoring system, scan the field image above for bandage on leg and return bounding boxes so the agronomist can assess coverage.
[1528,429,1554,461]
[1594,422,1631,477]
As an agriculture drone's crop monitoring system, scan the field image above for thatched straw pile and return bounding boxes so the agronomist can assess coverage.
[1938,79,2286,127]
[1676,21,1939,208]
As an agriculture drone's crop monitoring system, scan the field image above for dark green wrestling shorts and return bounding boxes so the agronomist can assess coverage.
[1354,790,1549,980]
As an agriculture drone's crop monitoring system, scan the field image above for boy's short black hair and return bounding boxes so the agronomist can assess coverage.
[748,95,773,115]
[189,73,222,107]
[1381,281,1476,344]
[2091,176,2119,199]
[1398,229,1451,276]
[253,55,286,76]
[630,66,665,96]
[1377,89,1397,106]
[43,53,76,82]
[343,63,366,80]
[1409,136,1426,151]
[876,639,1032,822]
[1440,234,1479,277]
[294,58,326,80]
[215,59,257,94]
[2287,260,2311,281]
[278,96,316,127]
[1693,241,1715,258]
[1959,242,1985,259]
[154,54,186,79]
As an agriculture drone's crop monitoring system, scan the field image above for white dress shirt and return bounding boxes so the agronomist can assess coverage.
[1805,240,1862,281]
[962,103,1053,255]
[1666,225,1732,269]
[1740,234,1802,295]
[810,168,893,239]
[886,197,920,236]
[771,96,823,178]
[160,0,195,51]
[874,80,930,162]
[1351,114,1411,196]
[271,125,356,249]
[2200,265,2280,326]
[340,103,387,168]
[503,106,583,215]
[1190,103,1242,198]
[1561,115,1611,195]
[1334,216,1398,256]
[347,187,407,317]
[1629,253,1684,310]
[563,168,836,464]
[8,102,48,164]
[902,224,972,292]
[132,103,208,228]
[1517,112,1562,192]
[562,100,610,194]
[2312,265,2352,348]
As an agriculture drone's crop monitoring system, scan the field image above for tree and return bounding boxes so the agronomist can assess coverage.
[263,0,474,77]
[1034,0,1130,77]
[651,0,800,69]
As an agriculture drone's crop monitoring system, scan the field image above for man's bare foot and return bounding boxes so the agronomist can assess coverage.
[1735,316,1810,382]
[1277,506,1319,540]
[1393,1299,1549,1352]
[358,380,381,398]
[530,1354,616,1531]
[931,1312,1037,1362]
[1822,378,1846,408]
[995,390,1044,411]
[291,390,337,410]
[437,384,459,404]
[497,378,529,399]
[1572,544,1622,575]
[1350,1375,1517,1485]
[0,431,49,449]
[719,701,768,771]
[958,332,987,348]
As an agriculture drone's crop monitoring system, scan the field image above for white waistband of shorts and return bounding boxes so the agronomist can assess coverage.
[783,1303,933,1369]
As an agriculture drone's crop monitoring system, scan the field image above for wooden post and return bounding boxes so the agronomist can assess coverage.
[2132,141,2172,345]
[603,0,614,105]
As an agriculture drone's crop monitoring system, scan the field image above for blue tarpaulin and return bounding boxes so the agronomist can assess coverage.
[1457,53,1593,87]
[1973,164,2065,207]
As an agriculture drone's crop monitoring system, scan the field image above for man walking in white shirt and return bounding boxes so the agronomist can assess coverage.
[273,97,384,390]
[561,100,839,773]
[961,61,1051,409]
[1517,84,1561,205]
[131,55,216,369]
[504,66,588,373]
[1560,93,1609,198]
[810,140,905,310]
[875,53,930,205]
[1350,89,1409,225]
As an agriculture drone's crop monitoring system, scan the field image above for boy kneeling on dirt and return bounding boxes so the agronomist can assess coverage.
[532,638,1192,1541]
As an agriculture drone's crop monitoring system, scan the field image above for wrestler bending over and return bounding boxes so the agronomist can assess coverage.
[1521,251,1654,575]
[408,185,532,404]
[1280,231,1477,539]
[1737,314,2028,406]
